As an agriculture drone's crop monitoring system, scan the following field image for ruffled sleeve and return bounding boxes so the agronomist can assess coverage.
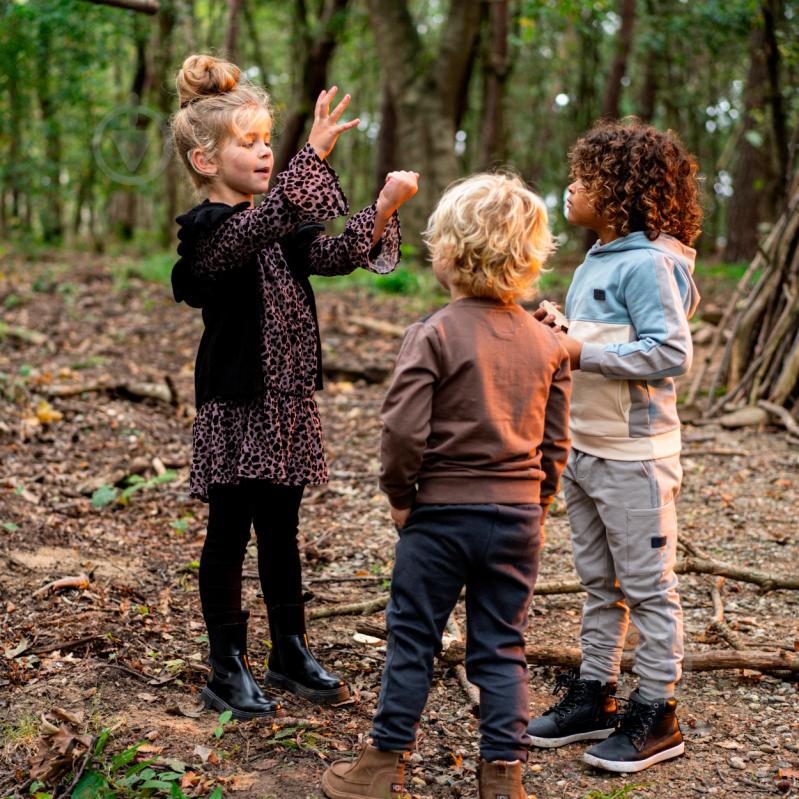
[188,143,349,279]
[305,204,402,278]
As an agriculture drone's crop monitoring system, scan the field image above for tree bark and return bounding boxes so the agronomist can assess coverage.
[479,0,510,168]
[374,82,398,196]
[762,0,788,200]
[273,0,352,177]
[602,0,636,119]
[723,15,775,262]
[365,0,482,244]
[224,0,245,62]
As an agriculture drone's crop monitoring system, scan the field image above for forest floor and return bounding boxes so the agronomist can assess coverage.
[0,249,797,799]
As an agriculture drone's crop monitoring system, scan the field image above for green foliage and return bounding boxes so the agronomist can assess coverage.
[34,728,226,798]
[212,710,233,740]
[91,471,177,509]
[583,785,645,799]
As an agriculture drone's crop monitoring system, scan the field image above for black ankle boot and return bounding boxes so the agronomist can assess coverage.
[201,614,278,720]
[527,668,618,748]
[265,602,350,705]
[583,690,684,772]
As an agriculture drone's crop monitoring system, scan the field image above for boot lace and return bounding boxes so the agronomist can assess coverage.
[544,669,591,718]
[616,698,659,751]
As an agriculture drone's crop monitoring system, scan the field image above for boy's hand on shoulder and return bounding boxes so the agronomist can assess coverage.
[555,329,582,370]
[389,504,411,531]
[308,86,360,160]
[377,171,419,216]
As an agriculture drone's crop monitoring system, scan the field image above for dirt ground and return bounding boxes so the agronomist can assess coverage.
[0,250,798,799]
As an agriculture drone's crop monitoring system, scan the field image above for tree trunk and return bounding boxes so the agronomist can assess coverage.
[273,0,351,177]
[224,0,244,62]
[374,82,398,196]
[479,0,509,169]
[762,0,788,201]
[151,0,178,246]
[365,0,482,245]
[723,16,775,262]
[602,0,636,119]
[35,22,63,242]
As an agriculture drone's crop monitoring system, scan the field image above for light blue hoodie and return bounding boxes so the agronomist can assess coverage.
[564,232,700,460]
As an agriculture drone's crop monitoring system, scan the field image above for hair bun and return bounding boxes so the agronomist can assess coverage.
[176,54,241,108]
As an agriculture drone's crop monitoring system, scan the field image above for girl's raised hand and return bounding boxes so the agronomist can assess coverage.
[308,87,360,161]
[377,171,420,215]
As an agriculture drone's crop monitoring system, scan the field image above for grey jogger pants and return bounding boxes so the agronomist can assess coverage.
[563,449,684,699]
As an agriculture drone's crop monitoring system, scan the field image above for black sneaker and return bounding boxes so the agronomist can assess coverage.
[583,691,684,772]
[527,669,618,748]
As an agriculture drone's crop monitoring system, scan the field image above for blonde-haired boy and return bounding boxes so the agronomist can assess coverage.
[322,174,571,799]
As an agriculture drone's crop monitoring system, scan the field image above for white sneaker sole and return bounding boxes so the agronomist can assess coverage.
[583,741,685,772]
[529,727,616,748]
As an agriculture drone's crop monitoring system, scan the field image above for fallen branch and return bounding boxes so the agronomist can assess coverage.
[323,363,390,385]
[355,624,799,673]
[758,399,799,437]
[348,315,406,338]
[32,573,91,598]
[311,557,799,621]
[706,577,745,651]
[30,635,108,656]
[308,595,390,620]
[0,322,48,346]
[676,557,799,591]
[446,616,480,711]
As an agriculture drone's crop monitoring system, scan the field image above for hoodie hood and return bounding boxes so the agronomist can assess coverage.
[589,231,700,320]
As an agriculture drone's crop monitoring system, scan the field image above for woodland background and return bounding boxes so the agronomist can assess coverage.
[2,2,799,799]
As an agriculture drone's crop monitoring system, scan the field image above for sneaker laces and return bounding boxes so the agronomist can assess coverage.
[544,669,591,718]
[616,697,659,751]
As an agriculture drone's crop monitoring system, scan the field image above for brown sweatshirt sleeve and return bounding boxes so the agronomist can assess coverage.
[379,322,440,509]
[539,348,572,516]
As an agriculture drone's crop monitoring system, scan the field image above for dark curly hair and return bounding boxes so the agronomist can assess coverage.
[569,119,703,246]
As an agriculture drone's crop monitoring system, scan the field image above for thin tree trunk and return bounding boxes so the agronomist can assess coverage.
[374,82,398,196]
[762,0,788,200]
[273,0,351,177]
[151,0,178,246]
[723,16,774,263]
[479,0,510,168]
[35,24,63,242]
[224,0,244,62]
[602,0,636,119]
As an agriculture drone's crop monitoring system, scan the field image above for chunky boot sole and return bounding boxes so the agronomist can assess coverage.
[529,726,616,748]
[265,669,351,705]
[583,741,685,773]
[200,686,277,720]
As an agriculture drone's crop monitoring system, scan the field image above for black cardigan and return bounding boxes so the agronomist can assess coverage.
[171,200,324,408]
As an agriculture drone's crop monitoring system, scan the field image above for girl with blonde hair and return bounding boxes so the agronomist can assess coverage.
[171,54,417,719]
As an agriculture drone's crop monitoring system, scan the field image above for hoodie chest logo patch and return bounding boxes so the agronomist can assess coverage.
[593,289,606,301]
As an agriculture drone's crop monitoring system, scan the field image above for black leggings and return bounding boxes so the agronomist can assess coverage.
[200,480,305,627]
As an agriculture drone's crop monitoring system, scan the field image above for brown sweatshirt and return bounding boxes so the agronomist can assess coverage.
[379,297,572,510]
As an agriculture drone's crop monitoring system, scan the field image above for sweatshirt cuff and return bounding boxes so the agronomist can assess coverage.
[382,488,416,510]
[277,143,349,222]
[579,341,606,374]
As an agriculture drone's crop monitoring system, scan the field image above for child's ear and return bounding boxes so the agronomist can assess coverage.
[190,148,218,178]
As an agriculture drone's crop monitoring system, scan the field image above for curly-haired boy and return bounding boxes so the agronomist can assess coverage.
[530,120,702,773]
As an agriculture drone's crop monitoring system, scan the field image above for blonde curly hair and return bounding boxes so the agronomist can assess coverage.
[171,54,272,189]
[423,173,555,303]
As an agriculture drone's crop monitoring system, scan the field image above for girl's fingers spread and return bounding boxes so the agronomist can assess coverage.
[330,94,351,122]
[337,118,360,132]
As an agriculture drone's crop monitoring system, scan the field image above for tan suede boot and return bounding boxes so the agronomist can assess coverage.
[478,758,526,799]
[321,744,408,799]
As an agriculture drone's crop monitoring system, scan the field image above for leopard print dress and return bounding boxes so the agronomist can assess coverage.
[182,144,401,501]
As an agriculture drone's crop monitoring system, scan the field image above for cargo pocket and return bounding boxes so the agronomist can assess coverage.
[625,500,678,590]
